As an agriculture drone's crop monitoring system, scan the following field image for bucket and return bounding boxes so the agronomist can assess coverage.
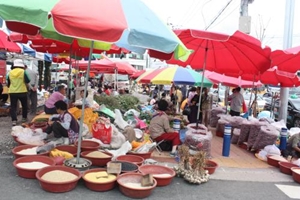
[173,119,181,131]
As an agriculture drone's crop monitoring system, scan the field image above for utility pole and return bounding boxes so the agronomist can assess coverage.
[279,0,295,122]
[239,0,253,34]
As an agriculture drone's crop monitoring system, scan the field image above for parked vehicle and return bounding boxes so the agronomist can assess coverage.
[264,98,300,128]
[243,93,266,113]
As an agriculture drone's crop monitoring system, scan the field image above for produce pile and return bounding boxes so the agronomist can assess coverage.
[174,145,209,184]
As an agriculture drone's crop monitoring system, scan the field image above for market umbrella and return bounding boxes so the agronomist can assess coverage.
[130,70,146,79]
[157,29,271,125]
[0,0,192,61]
[242,67,300,87]
[270,46,300,73]
[0,30,21,53]
[0,0,193,166]
[137,66,213,86]
[204,71,263,88]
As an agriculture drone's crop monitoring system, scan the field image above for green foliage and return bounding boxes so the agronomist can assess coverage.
[94,94,140,112]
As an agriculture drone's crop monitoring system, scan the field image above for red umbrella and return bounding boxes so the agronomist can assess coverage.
[75,57,136,75]
[270,46,300,73]
[153,29,271,76]
[130,69,146,79]
[242,67,300,87]
[0,30,21,53]
[204,71,263,88]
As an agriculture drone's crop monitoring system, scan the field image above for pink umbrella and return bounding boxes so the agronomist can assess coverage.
[204,71,262,88]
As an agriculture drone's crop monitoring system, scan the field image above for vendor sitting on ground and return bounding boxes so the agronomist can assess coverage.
[73,89,91,108]
[283,132,300,159]
[44,85,67,114]
[149,99,181,157]
[45,100,79,145]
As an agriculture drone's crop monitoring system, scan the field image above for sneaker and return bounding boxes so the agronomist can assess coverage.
[21,118,28,123]
[12,121,17,126]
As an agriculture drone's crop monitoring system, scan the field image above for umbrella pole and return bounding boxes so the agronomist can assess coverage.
[76,41,94,164]
[66,46,73,99]
[196,47,208,127]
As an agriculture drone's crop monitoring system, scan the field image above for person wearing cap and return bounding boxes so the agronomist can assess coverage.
[6,59,31,126]
[25,65,38,115]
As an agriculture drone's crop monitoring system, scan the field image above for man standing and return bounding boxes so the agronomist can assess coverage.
[25,65,38,115]
[228,87,244,116]
[6,59,30,126]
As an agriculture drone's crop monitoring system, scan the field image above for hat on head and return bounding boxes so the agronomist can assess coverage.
[13,59,25,68]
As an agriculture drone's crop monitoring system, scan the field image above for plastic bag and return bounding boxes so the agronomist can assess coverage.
[252,125,279,151]
[124,109,140,118]
[242,100,248,113]
[263,144,281,156]
[231,129,240,144]
[271,119,287,132]
[292,158,300,167]
[289,127,300,137]
[114,109,129,130]
[92,117,112,144]
[109,124,126,149]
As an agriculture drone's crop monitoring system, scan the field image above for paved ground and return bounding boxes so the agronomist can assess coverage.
[0,92,299,199]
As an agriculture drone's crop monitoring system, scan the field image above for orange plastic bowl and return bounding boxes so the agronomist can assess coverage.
[81,151,112,166]
[74,140,100,152]
[279,162,299,175]
[127,151,152,160]
[13,156,56,179]
[54,145,78,156]
[12,145,49,159]
[204,160,218,175]
[116,155,144,166]
[36,165,81,193]
[82,168,117,192]
[138,165,175,186]
[291,167,300,183]
[117,173,157,199]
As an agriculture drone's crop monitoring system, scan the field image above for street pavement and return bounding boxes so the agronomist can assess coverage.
[0,92,299,199]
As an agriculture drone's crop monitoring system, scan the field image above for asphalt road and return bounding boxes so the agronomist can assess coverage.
[0,157,298,200]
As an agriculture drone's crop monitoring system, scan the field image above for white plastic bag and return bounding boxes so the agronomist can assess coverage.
[271,119,287,132]
[289,127,300,137]
[124,109,140,118]
[292,158,300,167]
[114,109,129,130]
[263,144,281,156]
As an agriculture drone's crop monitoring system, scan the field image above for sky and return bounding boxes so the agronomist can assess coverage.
[142,0,300,50]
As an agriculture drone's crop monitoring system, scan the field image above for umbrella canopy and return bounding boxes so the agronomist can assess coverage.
[0,30,21,53]
[0,0,192,61]
[271,46,300,73]
[159,29,271,76]
[204,71,263,88]
[136,67,213,86]
[75,57,137,75]
[130,70,146,79]
[242,67,300,87]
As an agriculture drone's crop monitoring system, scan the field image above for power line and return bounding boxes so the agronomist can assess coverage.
[209,4,239,30]
[179,0,203,26]
[205,0,233,30]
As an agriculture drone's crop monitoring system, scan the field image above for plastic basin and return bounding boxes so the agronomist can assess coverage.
[12,145,49,159]
[267,155,287,168]
[36,165,81,193]
[117,172,157,199]
[80,151,112,166]
[108,161,139,173]
[54,145,78,156]
[279,162,299,175]
[116,155,144,166]
[74,140,100,152]
[138,165,175,186]
[82,168,117,192]
[127,151,152,160]
[291,167,300,183]
[13,156,56,179]
[204,160,218,175]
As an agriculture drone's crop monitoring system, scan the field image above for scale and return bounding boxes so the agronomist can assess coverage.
[64,157,92,171]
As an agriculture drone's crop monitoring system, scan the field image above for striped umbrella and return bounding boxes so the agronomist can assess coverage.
[136,67,212,86]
